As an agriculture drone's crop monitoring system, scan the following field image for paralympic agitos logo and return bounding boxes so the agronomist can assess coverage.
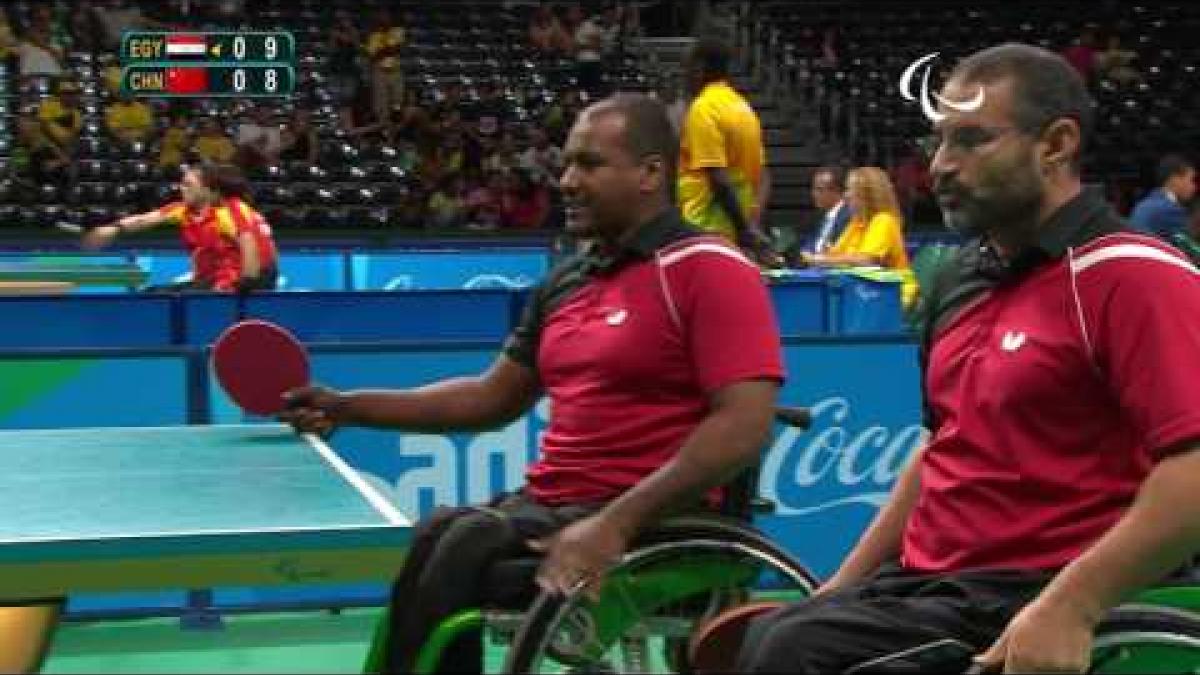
[899,52,984,122]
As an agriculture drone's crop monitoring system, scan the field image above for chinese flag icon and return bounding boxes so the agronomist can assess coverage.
[166,67,208,95]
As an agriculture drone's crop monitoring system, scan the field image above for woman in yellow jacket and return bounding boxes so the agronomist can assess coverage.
[800,166,919,309]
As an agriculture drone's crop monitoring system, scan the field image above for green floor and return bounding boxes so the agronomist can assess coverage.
[42,608,511,673]
[43,609,384,674]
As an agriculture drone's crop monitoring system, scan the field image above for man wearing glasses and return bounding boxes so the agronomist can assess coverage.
[734,42,1200,673]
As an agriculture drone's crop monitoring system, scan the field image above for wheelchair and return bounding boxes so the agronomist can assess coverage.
[363,406,821,674]
[1087,582,1200,673]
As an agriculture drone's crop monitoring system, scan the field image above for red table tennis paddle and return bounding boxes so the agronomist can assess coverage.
[211,319,309,416]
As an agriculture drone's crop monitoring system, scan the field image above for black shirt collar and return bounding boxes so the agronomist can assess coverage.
[974,186,1121,279]
[582,208,699,272]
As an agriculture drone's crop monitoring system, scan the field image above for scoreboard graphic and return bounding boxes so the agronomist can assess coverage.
[120,32,296,97]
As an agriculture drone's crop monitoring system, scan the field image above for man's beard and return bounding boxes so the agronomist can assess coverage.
[936,170,1044,244]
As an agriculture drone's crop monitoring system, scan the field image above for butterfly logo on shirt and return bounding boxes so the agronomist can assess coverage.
[1001,331,1027,352]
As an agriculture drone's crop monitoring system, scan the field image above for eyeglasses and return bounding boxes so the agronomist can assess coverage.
[922,125,1024,159]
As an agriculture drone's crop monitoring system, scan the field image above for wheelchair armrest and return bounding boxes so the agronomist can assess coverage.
[775,406,812,429]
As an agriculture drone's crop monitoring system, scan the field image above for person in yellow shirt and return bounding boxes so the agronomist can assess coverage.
[158,109,191,169]
[802,166,920,309]
[104,92,155,145]
[365,10,406,131]
[677,36,777,265]
[192,116,236,164]
[37,79,82,151]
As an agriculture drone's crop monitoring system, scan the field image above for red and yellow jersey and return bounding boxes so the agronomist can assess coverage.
[157,199,277,291]
[222,196,278,275]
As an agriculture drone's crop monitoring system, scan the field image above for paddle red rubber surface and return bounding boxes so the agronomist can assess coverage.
[212,319,309,415]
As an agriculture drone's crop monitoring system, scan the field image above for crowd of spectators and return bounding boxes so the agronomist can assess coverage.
[3,1,644,232]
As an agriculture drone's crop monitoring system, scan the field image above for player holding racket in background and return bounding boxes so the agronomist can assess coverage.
[81,161,279,293]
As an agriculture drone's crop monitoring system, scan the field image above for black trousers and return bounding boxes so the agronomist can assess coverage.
[381,492,603,674]
[736,563,1051,673]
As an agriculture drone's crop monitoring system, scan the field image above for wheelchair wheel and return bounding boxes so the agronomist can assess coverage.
[503,518,817,673]
[1090,605,1200,674]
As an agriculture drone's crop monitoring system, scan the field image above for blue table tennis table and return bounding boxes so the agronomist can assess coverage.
[0,425,411,602]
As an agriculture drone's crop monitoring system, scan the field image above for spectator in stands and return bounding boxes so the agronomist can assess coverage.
[390,88,428,144]
[416,136,459,192]
[365,10,407,136]
[395,138,419,174]
[1062,27,1098,84]
[1130,154,1195,240]
[328,14,362,110]
[16,22,65,79]
[798,165,853,258]
[0,12,18,73]
[65,6,93,53]
[192,116,236,165]
[574,7,613,97]
[658,77,688,133]
[520,127,565,185]
[234,105,282,170]
[529,5,570,57]
[432,81,467,121]
[428,175,467,229]
[467,80,509,142]
[28,5,71,51]
[104,91,155,147]
[279,108,319,166]
[16,109,72,186]
[801,166,919,308]
[485,131,521,176]
[465,170,505,230]
[501,168,551,229]
[90,0,170,52]
[817,25,841,69]
[893,141,935,224]
[158,108,192,169]
[678,36,777,265]
[1096,34,1141,86]
[37,79,81,157]
[543,88,585,144]
[101,57,123,97]
[395,185,427,230]
[559,2,585,53]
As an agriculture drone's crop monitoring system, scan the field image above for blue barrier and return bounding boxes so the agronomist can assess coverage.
[275,252,351,291]
[135,252,193,288]
[242,290,516,342]
[769,271,830,335]
[0,295,176,349]
[134,248,554,292]
[831,275,905,335]
[350,249,550,290]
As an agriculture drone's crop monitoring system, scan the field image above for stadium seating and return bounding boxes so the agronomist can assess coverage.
[744,0,1200,213]
[0,0,656,231]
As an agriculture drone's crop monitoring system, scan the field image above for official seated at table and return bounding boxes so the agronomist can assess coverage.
[799,166,919,309]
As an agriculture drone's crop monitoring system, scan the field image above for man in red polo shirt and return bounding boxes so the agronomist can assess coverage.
[83,162,278,292]
[281,93,785,672]
[736,43,1200,673]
